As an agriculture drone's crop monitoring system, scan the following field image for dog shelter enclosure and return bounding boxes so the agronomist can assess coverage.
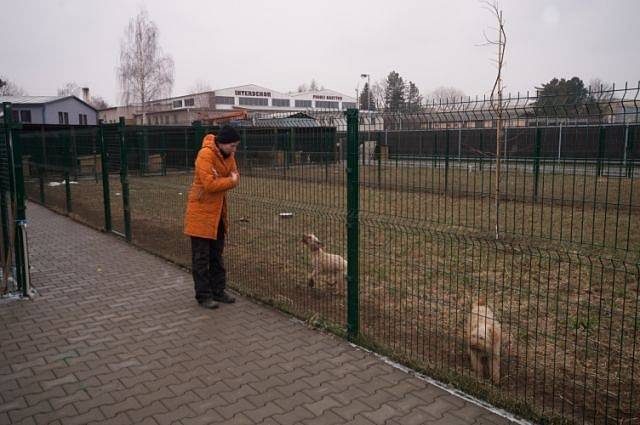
[7,86,640,424]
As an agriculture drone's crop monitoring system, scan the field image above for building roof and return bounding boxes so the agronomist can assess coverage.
[233,114,323,128]
[0,95,67,104]
[0,95,97,111]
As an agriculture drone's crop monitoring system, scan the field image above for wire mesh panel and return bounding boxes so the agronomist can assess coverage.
[102,124,126,237]
[228,114,347,327]
[67,128,104,229]
[356,93,640,423]
[125,125,196,266]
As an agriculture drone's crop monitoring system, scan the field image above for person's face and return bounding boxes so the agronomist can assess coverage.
[218,141,240,156]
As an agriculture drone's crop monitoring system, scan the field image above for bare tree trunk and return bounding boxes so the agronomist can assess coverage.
[484,2,506,240]
[495,10,504,240]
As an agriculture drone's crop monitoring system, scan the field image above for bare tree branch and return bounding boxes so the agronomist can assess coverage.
[429,86,466,102]
[117,8,174,124]
[0,76,27,96]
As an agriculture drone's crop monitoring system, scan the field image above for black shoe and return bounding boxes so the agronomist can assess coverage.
[198,299,220,309]
[212,292,236,304]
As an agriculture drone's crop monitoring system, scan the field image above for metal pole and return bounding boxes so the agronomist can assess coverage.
[63,133,72,213]
[533,127,542,200]
[445,129,450,193]
[98,120,112,232]
[3,103,28,296]
[346,108,360,341]
[558,123,563,162]
[596,126,606,177]
[118,117,131,241]
[623,124,629,173]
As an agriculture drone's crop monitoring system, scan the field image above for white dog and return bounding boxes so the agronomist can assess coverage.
[467,302,502,385]
[301,234,347,293]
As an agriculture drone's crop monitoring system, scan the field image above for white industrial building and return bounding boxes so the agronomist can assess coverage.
[99,84,357,125]
[212,84,356,112]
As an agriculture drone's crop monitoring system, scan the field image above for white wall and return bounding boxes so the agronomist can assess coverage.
[44,97,97,125]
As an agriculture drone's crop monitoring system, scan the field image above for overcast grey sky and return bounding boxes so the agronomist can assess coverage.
[1,0,639,105]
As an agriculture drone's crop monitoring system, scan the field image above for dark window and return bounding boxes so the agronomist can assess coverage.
[173,100,183,108]
[58,112,64,124]
[184,98,195,107]
[238,97,268,106]
[19,110,31,123]
[12,110,19,121]
[63,112,69,125]
[272,98,290,107]
[79,114,88,125]
[315,101,339,109]
[295,100,312,108]
[215,96,235,105]
[342,102,356,109]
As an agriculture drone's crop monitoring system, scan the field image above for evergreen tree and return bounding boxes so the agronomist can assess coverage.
[406,81,423,112]
[384,71,405,112]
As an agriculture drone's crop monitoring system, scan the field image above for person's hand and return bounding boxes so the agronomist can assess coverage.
[229,171,239,185]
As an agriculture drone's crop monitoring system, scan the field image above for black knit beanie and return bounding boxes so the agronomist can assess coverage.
[216,125,241,144]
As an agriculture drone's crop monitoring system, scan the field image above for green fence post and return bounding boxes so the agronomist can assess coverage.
[288,128,295,179]
[324,129,330,184]
[376,133,382,188]
[626,125,635,178]
[3,102,28,296]
[241,128,248,171]
[12,123,28,297]
[433,131,438,169]
[478,131,484,171]
[596,125,606,177]
[63,132,72,213]
[118,117,131,242]
[445,129,450,193]
[98,120,112,232]
[346,109,360,341]
[193,120,203,163]
[70,127,78,181]
[142,127,149,175]
[38,127,45,204]
[533,127,542,201]
[1,103,13,262]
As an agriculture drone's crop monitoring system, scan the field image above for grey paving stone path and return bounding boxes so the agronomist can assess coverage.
[0,202,519,424]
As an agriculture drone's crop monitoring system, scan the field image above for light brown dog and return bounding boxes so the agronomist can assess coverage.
[467,302,501,385]
[301,234,347,293]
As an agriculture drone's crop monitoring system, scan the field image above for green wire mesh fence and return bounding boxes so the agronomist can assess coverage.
[12,84,640,423]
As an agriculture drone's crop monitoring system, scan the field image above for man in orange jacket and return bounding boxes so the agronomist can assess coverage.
[184,125,240,309]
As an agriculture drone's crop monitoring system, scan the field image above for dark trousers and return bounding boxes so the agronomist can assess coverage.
[191,223,226,303]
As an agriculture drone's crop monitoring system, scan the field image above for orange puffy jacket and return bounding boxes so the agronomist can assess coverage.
[183,134,239,239]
